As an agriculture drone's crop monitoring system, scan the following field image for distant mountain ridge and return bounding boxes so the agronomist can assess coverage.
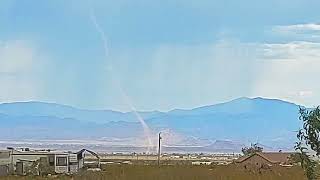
[0,101,164,123]
[0,97,303,152]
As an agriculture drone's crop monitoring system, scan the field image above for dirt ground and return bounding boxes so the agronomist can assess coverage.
[0,164,307,180]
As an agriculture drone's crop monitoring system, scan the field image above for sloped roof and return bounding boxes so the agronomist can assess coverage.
[77,149,100,159]
[236,152,292,164]
[262,152,292,163]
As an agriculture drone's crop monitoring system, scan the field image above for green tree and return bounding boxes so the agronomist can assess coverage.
[296,106,320,180]
[241,143,263,156]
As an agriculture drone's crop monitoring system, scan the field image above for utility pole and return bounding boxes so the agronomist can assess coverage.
[157,132,162,166]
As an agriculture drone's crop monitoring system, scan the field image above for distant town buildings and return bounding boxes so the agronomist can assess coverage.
[191,161,212,165]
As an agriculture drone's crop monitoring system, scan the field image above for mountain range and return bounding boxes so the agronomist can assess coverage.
[0,97,303,152]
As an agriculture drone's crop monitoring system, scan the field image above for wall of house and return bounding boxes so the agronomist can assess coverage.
[69,154,79,174]
[78,158,84,169]
[0,151,10,166]
[12,154,48,164]
[11,154,49,175]
[0,165,8,176]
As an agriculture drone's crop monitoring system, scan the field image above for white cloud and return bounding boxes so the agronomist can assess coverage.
[262,41,320,60]
[298,90,313,98]
[1,23,320,110]
[108,40,267,111]
[292,90,314,99]
[274,23,320,32]
[253,40,320,107]
[0,40,45,102]
[108,36,320,110]
[272,23,320,41]
[0,40,36,73]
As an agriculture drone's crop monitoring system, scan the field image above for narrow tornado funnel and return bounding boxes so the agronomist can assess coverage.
[89,6,154,152]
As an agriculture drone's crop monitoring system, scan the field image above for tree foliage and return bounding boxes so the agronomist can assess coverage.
[296,106,320,180]
[241,143,263,156]
[295,141,317,180]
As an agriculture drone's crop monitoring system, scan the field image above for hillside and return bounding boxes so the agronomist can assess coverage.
[0,97,302,151]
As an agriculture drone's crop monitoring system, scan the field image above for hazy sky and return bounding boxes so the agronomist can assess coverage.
[0,0,320,111]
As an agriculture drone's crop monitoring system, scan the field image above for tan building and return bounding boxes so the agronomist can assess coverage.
[235,152,293,167]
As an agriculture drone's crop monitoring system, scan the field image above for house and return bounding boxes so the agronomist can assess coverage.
[235,152,293,168]
[0,148,100,176]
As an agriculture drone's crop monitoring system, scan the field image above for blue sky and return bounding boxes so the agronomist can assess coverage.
[1,0,320,111]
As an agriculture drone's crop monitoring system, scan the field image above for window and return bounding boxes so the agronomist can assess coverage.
[49,156,55,166]
[56,157,67,166]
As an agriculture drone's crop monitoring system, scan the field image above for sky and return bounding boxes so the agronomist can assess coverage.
[0,0,320,112]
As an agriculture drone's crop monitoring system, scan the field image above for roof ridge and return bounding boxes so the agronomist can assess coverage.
[236,152,276,164]
[255,152,278,163]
